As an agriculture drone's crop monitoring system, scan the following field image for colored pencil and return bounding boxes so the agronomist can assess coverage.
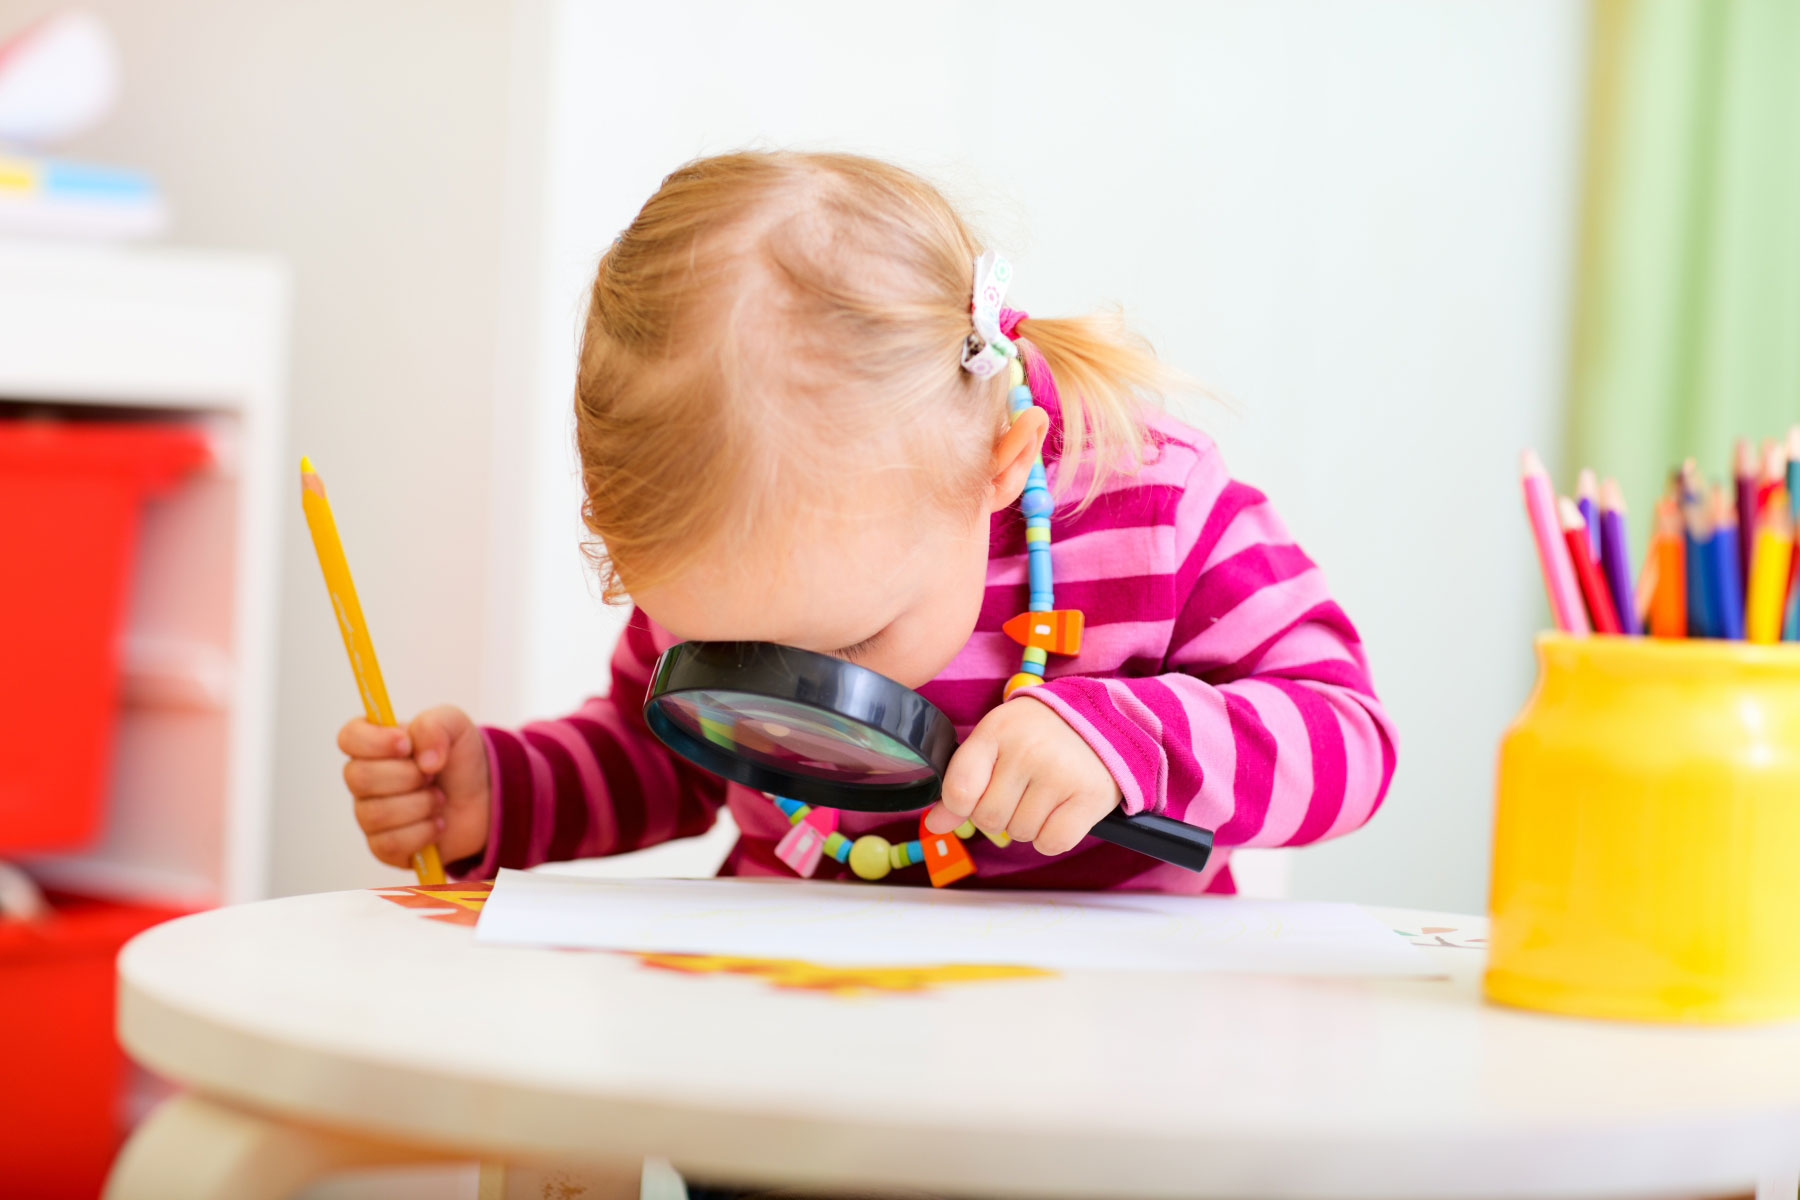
[1561,498,1622,634]
[1784,428,1800,642]
[1576,468,1602,560]
[1747,490,1793,644]
[1710,487,1746,641]
[1634,540,1660,631]
[1762,439,1787,513]
[1735,438,1758,602]
[300,457,447,886]
[1521,451,1590,634]
[1649,495,1687,639]
[1786,427,1800,522]
[1680,462,1715,638]
[1785,515,1800,642]
[1597,479,1641,636]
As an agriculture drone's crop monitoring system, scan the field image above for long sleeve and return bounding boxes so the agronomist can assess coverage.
[451,611,726,879]
[1018,444,1397,849]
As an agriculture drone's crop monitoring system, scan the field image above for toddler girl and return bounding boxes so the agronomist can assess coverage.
[338,150,1396,894]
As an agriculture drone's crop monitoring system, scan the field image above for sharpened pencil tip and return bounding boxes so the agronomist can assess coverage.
[1521,449,1548,477]
[1600,478,1626,511]
[1557,496,1585,531]
[300,455,316,475]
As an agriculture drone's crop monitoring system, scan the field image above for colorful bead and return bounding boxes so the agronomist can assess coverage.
[1020,487,1054,519]
[823,831,851,862]
[848,835,893,880]
[980,827,1013,848]
[775,797,806,820]
[1028,552,1053,594]
[775,816,830,877]
[921,815,977,888]
[1027,462,1048,490]
[1021,645,1048,668]
[1018,660,1044,678]
[1008,385,1033,414]
[955,820,977,839]
[1004,671,1040,698]
[1002,609,1084,656]
[1008,359,1025,387]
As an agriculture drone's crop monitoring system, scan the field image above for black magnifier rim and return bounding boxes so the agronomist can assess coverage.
[643,641,960,813]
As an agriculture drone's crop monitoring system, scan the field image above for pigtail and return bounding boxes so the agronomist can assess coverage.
[1010,310,1190,506]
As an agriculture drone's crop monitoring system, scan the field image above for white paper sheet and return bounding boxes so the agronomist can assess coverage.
[474,870,1432,976]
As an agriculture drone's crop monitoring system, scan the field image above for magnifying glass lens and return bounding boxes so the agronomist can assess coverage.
[651,689,936,785]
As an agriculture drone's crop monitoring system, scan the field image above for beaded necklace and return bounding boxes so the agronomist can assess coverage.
[771,346,1087,888]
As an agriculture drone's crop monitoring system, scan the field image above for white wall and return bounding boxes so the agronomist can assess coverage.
[506,0,1589,911]
[49,0,520,896]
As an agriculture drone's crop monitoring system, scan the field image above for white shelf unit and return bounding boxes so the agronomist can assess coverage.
[0,241,288,907]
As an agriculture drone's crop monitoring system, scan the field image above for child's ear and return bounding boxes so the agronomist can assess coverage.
[987,405,1050,513]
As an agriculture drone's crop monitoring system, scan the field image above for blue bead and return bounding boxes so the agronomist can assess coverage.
[1030,596,1055,612]
[1019,660,1044,677]
[1027,462,1048,489]
[1010,384,1033,407]
[1020,488,1053,519]
[1025,516,1051,530]
[774,797,803,818]
[1029,554,1052,589]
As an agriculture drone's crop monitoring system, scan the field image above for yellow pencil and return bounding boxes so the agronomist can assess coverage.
[300,457,446,884]
[1746,490,1793,645]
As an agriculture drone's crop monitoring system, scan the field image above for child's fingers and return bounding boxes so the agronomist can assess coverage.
[337,718,411,760]
[408,706,468,774]
[939,728,1000,821]
[342,756,429,799]
[367,816,447,870]
[966,749,1031,835]
[354,788,443,836]
[1034,799,1100,857]
[923,802,961,835]
[1003,781,1065,845]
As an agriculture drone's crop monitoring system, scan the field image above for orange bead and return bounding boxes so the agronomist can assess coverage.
[919,815,976,888]
[1002,609,1084,656]
[1003,672,1040,698]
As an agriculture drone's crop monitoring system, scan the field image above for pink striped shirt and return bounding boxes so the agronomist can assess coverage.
[454,406,1396,894]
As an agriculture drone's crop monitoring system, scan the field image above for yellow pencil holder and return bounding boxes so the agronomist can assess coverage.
[1486,633,1800,1024]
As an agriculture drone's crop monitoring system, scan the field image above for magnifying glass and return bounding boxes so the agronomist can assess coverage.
[644,641,1214,873]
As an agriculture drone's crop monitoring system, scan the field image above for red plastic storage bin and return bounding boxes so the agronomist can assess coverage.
[0,893,188,1199]
[0,419,208,854]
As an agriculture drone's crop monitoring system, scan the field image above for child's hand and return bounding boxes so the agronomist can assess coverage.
[924,697,1122,855]
[337,706,491,870]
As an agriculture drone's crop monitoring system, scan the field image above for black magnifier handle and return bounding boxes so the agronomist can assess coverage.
[1090,809,1215,873]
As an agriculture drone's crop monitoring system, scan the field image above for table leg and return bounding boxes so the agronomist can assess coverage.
[104,1091,455,1200]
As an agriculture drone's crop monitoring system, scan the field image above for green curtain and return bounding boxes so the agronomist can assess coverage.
[1567,0,1800,545]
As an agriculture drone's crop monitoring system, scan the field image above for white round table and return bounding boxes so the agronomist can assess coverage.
[104,884,1800,1199]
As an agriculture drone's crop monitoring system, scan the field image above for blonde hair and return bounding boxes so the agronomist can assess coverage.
[576,149,1179,601]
